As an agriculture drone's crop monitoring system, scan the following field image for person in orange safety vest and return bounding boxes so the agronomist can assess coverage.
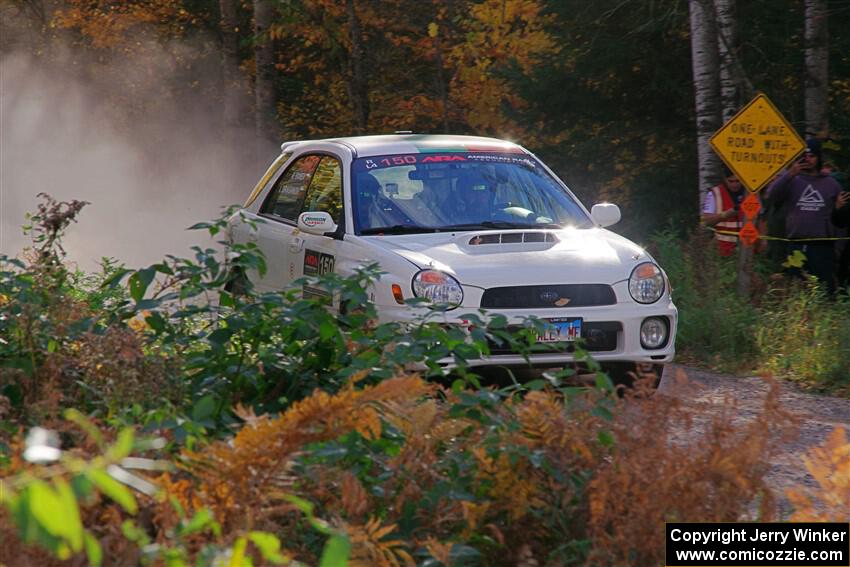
[701,172,745,256]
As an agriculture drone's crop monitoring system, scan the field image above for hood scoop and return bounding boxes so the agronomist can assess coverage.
[459,231,559,254]
[466,231,558,247]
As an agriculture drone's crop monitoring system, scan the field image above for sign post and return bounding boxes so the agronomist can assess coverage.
[708,93,805,296]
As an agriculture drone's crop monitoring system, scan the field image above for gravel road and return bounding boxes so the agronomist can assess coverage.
[658,364,850,517]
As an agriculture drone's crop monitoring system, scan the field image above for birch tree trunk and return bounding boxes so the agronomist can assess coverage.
[346,0,369,133]
[714,0,751,296]
[714,0,740,122]
[253,0,278,151]
[804,0,828,136]
[219,0,245,129]
[689,0,722,205]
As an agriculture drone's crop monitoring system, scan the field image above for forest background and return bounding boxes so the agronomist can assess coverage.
[2,0,849,258]
[2,2,850,566]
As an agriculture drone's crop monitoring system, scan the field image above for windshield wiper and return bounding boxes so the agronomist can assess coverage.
[359,224,439,235]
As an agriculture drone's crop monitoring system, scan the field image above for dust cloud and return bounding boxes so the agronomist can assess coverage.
[1,43,271,273]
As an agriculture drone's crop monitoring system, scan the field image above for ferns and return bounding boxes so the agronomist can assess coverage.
[4,202,850,566]
[173,376,434,530]
[787,427,850,521]
[343,517,415,567]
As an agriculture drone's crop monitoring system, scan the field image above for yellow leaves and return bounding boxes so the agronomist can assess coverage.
[445,0,557,139]
[516,391,563,445]
[383,398,438,438]
[515,391,598,464]
[126,310,150,334]
[460,500,491,538]
[783,249,807,269]
[461,0,558,71]
[344,517,415,567]
[267,24,282,41]
[584,380,797,566]
[428,22,439,38]
[787,427,850,521]
[353,406,382,441]
[340,473,370,519]
[155,380,700,564]
[178,376,434,526]
[423,538,453,566]
[472,446,545,520]
[53,0,192,50]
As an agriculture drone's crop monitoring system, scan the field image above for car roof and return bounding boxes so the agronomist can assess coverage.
[288,134,528,159]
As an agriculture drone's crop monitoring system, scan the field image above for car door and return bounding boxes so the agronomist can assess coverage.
[248,154,322,291]
[289,155,347,300]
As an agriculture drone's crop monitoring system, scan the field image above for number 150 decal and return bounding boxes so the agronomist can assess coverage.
[304,249,335,276]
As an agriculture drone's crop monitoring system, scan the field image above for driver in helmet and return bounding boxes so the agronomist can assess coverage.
[455,172,496,224]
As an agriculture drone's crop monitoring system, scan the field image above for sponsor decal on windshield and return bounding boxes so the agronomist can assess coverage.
[421,155,467,163]
[465,154,537,168]
[355,152,536,172]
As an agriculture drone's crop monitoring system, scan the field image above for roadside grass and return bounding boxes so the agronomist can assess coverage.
[650,229,759,373]
[756,281,850,393]
[651,229,850,392]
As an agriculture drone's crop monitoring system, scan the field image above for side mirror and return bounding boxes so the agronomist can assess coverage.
[298,211,338,235]
[591,203,621,228]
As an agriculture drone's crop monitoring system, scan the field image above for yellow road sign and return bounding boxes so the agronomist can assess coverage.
[709,93,805,192]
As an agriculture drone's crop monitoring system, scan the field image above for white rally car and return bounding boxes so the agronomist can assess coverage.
[228,134,677,384]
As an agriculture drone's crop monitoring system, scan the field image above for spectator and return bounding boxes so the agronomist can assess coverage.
[701,171,745,256]
[761,171,788,270]
[765,138,844,295]
[831,170,850,291]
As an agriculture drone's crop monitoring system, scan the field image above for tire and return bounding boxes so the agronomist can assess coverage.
[601,362,663,396]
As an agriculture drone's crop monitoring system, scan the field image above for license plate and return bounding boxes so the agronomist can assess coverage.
[536,318,582,343]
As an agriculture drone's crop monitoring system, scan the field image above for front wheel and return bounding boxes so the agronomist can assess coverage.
[600,362,663,396]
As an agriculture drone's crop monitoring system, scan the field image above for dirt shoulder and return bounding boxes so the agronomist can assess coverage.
[659,364,850,517]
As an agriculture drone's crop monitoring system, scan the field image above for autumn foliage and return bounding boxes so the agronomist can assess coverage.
[787,427,850,522]
[0,204,848,565]
[1,368,820,566]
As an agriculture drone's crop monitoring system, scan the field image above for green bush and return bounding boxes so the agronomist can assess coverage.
[0,196,827,567]
[650,229,759,371]
[2,197,546,431]
[651,228,850,390]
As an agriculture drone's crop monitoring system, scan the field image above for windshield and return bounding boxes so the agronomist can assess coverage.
[351,152,592,234]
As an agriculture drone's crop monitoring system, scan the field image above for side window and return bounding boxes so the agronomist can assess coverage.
[300,156,343,223]
[260,154,321,220]
[244,151,293,208]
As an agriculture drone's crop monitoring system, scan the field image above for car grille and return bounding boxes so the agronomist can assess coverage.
[487,321,621,355]
[480,284,616,309]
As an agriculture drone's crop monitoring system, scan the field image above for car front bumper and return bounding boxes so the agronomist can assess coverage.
[375,298,678,368]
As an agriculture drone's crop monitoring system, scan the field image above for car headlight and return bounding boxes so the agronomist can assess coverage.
[412,270,463,307]
[628,262,665,304]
